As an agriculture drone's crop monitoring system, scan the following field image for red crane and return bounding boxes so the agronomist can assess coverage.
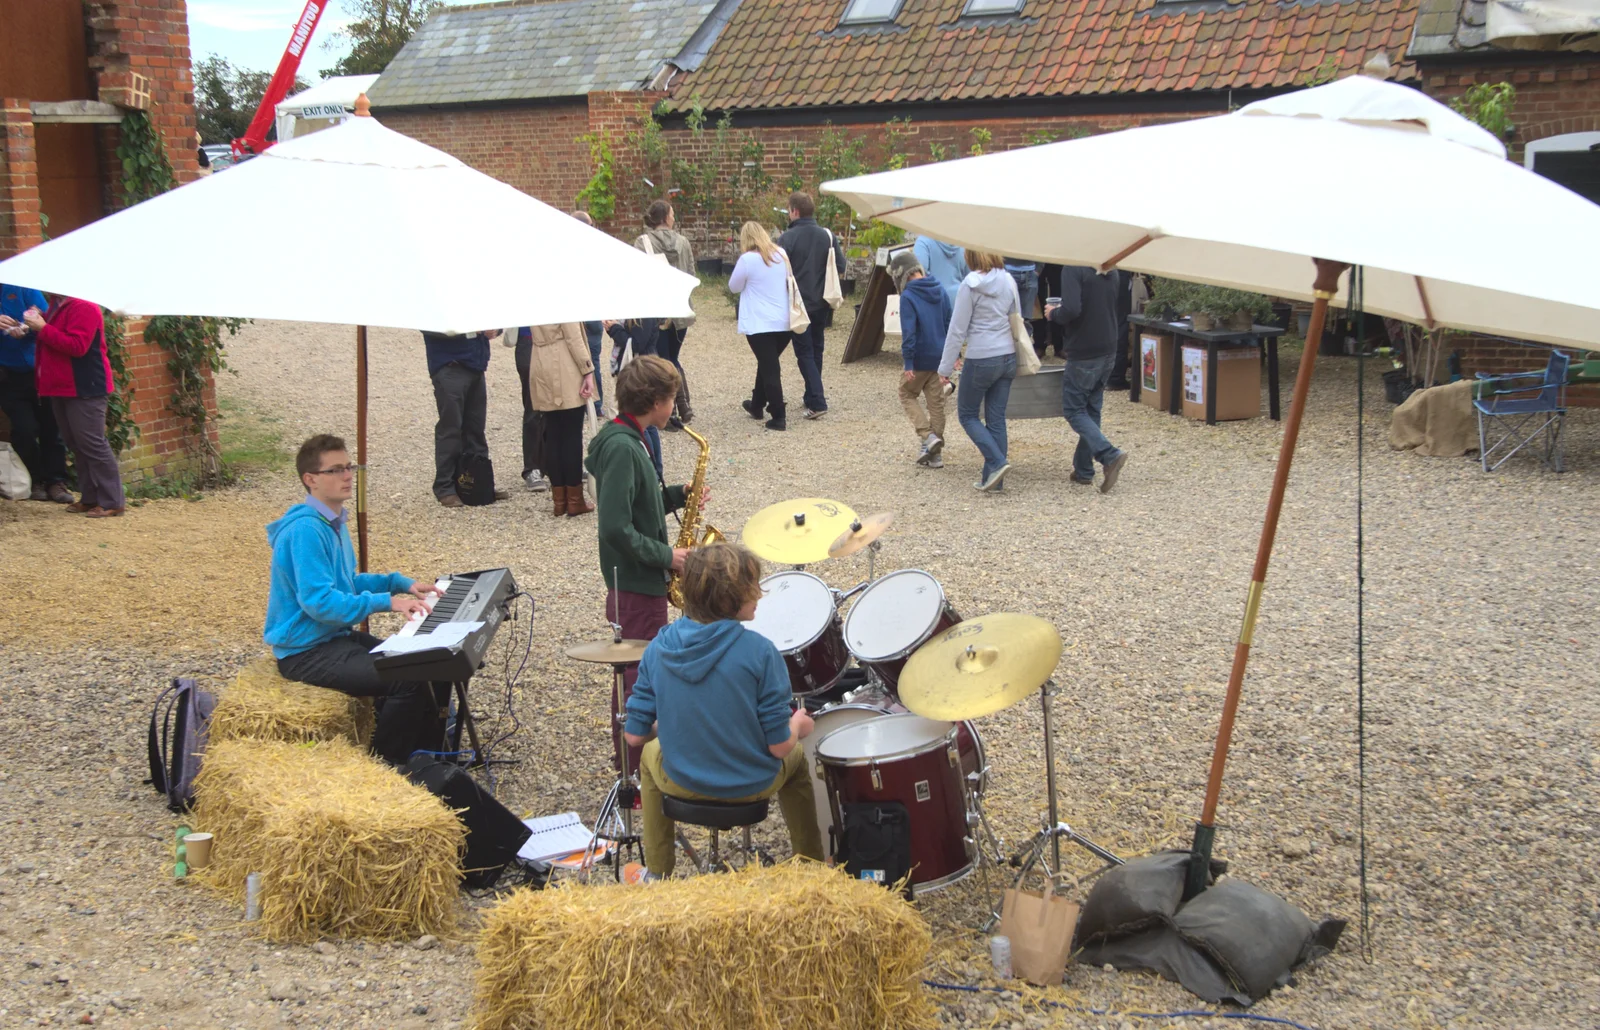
[231,0,331,160]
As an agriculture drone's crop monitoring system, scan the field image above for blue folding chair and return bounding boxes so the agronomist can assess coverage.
[1473,349,1570,472]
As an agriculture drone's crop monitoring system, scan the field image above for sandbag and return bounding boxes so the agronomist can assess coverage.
[1075,850,1222,947]
[1077,926,1246,1006]
[1388,379,1477,457]
[1174,879,1320,1001]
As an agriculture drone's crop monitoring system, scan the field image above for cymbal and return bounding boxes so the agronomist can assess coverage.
[897,614,1063,721]
[740,497,859,565]
[829,511,894,559]
[566,639,650,665]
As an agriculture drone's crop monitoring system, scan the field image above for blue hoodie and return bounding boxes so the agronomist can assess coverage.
[899,275,954,372]
[913,236,969,304]
[624,618,792,798]
[263,502,413,659]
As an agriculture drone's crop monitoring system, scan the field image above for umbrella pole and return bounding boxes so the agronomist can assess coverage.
[356,325,369,574]
[1184,258,1349,901]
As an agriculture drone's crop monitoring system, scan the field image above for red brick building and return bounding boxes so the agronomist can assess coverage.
[0,0,211,479]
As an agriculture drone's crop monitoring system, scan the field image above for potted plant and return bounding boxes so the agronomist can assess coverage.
[1149,279,1273,331]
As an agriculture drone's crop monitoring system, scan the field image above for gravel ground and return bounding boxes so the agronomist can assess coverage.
[2,290,1597,1029]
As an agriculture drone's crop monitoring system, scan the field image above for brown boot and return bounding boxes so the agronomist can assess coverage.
[566,485,594,516]
[552,485,569,516]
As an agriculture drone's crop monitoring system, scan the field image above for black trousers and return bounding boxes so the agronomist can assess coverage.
[542,405,586,488]
[0,367,67,486]
[430,363,488,499]
[277,632,452,766]
[513,338,547,478]
[747,331,790,420]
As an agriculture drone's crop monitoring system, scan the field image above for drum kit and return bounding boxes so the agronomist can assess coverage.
[565,496,1122,913]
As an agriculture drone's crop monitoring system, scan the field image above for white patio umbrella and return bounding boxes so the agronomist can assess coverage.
[0,99,697,567]
[824,73,1600,895]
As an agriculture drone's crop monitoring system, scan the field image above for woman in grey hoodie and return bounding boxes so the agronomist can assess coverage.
[937,250,1022,492]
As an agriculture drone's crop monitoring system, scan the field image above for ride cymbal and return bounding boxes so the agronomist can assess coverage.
[897,614,1063,721]
[566,639,651,664]
[829,511,895,559]
[741,497,859,565]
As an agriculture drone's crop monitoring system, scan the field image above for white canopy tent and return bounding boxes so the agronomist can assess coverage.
[1486,0,1600,50]
[275,75,380,143]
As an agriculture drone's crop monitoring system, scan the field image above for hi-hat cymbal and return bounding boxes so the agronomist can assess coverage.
[829,511,894,559]
[566,639,650,665]
[897,614,1063,721]
[741,497,859,565]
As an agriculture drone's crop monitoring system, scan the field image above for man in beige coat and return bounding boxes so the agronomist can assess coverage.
[525,322,597,516]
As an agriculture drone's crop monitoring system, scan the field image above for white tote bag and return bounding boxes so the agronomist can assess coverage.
[823,229,844,310]
[0,442,31,500]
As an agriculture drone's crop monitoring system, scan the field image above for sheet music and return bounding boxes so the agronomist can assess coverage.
[516,812,595,864]
[370,620,483,655]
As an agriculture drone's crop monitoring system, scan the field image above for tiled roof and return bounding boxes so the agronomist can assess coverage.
[367,0,720,108]
[667,0,1421,113]
[1408,0,1490,57]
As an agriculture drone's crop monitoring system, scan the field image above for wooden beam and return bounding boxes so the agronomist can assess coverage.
[30,101,124,125]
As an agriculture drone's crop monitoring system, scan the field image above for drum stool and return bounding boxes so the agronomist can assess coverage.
[662,795,769,873]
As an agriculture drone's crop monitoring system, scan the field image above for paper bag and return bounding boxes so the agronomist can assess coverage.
[999,884,1080,986]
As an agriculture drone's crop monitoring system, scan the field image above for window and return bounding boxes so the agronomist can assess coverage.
[841,0,905,25]
[962,0,1025,14]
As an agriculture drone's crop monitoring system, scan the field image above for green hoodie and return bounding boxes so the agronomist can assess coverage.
[585,419,687,596]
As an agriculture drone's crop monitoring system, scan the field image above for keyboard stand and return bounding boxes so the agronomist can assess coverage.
[443,680,519,773]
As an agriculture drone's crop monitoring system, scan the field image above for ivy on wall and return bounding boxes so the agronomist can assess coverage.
[102,310,138,455]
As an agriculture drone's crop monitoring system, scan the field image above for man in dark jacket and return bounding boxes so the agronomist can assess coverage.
[423,328,500,507]
[585,355,695,776]
[0,283,70,502]
[1047,266,1129,494]
[776,191,845,419]
[889,251,954,468]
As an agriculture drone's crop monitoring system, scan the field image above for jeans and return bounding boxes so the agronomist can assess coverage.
[1008,268,1038,340]
[747,331,790,420]
[638,737,823,877]
[430,362,488,498]
[790,319,828,413]
[956,353,1016,484]
[52,396,124,509]
[898,369,945,440]
[605,589,669,775]
[542,405,585,488]
[581,321,605,410]
[0,367,67,486]
[277,631,452,766]
[513,338,546,478]
[1062,355,1122,480]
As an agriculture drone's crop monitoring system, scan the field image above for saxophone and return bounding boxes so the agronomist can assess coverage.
[667,423,723,608]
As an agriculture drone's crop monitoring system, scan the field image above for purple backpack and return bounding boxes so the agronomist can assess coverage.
[147,678,217,812]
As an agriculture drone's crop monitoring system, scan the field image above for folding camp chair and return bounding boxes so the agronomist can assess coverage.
[1473,349,1570,472]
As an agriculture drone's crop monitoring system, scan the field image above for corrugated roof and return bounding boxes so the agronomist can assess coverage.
[666,0,1421,113]
[367,0,721,108]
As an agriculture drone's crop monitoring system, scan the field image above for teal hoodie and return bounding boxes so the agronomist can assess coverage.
[623,618,792,798]
[263,502,413,659]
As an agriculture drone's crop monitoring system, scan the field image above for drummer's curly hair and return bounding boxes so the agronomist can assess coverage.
[681,543,763,624]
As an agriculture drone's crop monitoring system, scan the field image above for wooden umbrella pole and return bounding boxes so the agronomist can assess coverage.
[1184,257,1349,900]
[356,325,369,574]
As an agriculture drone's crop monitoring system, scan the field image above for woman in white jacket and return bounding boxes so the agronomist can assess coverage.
[937,250,1022,491]
[729,221,793,431]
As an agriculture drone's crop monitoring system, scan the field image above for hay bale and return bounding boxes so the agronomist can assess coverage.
[191,737,463,942]
[209,656,374,746]
[472,860,934,1030]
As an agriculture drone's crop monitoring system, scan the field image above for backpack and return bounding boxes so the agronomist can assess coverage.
[837,800,914,898]
[455,452,496,506]
[147,678,217,812]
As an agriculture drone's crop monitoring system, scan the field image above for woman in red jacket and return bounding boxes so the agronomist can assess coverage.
[22,295,125,517]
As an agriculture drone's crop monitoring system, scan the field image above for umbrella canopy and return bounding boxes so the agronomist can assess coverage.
[823,74,1600,350]
[0,112,696,332]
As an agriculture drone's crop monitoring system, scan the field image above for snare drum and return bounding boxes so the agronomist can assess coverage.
[802,702,893,855]
[843,570,960,694]
[817,713,974,892]
[747,571,848,698]
[837,685,988,798]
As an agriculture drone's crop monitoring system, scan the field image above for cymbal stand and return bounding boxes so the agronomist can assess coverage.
[585,658,642,881]
[981,679,1122,928]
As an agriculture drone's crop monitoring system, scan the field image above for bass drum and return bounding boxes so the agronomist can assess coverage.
[747,571,848,698]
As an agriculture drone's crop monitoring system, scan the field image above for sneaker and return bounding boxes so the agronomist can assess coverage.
[1069,473,1095,487]
[621,862,659,884]
[925,456,943,469]
[915,442,934,467]
[980,463,1011,492]
[803,407,827,420]
[1100,452,1129,494]
[29,486,47,501]
[741,399,763,420]
[438,493,464,508]
[765,417,787,431]
[47,483,74,504]
[924,432,944,457]
[523,470,548,493]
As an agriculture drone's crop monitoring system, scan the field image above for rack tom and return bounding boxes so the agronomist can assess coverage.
[747,571,848,698]
[843,570,960,695]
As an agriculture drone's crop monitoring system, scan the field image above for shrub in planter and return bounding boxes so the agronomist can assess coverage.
[1150,278,1274,332]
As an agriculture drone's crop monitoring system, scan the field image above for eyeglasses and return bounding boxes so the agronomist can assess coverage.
[312,464,363,476]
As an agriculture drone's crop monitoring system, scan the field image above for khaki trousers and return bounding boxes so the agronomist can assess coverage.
[639,738,824,876]
[898,369,946,440]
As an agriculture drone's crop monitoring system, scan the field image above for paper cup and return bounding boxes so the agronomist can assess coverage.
[182,832,213,869]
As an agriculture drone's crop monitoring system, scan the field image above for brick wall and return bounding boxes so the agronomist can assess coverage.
[0,101,42,257]
[1442,333,1598,409]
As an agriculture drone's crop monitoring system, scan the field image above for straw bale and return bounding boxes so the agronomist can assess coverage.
[209,656,374,746]
[472,860,934,1030]
[191,737,464,942]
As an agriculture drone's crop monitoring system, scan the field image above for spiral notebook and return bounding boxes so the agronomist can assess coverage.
[516,812,595,864]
